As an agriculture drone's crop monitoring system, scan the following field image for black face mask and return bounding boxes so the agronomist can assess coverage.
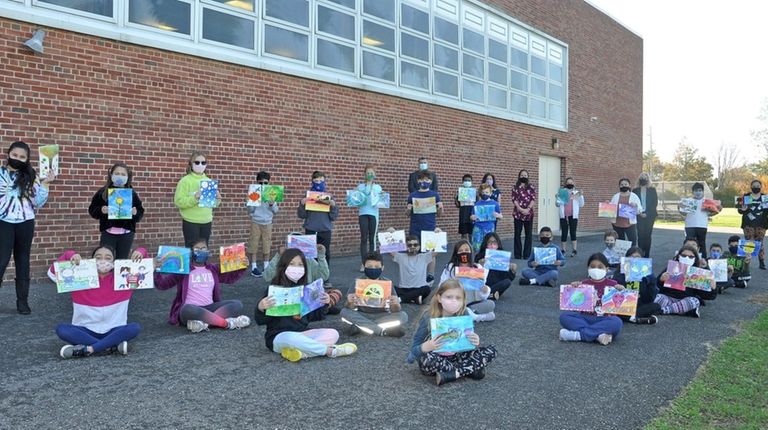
[639,179,648,186]
[520,177,528,184]
[565,184,574,189]
[752,187,761,194]
[620,186,630,193]
[458,252,471,264]
[729,246,738,254]
[7,158,28,170]
[540,237,551,245]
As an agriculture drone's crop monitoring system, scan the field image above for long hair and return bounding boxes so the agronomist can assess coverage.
[447,239,473,277]
[515,169,530,188]
[475,232,504,261]
[270,248,308,286]
[7,141,36,198]
[90,244,116,259]
[185,151,207,175]
[675,245,701,267]
[481,172,496,188]
[101,162,134,200]
[427,279,466,318]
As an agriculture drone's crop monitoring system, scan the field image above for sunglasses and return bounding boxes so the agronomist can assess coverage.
[406,243,420,248]
[258,181,269,185]
[193,161,207,165]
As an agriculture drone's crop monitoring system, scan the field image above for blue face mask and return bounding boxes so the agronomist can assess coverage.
[364,267,382,279]
[192,249,209,264]
[481,194,491,200]
[311,180,326,192]
[419,181,431,190]
[710,250,721,259]
[111,175,128,187]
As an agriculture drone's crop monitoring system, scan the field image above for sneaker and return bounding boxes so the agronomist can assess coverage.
[226,315,251,330]
[519,278,531,286]
[16,299,31,315]
[281,347,304,362]
[331,343,357,358]
[491,291,501,300]
[570,250,578,257]
[426,273,435,283]
[691,307,701,318]
[473,311,496,322]
[596,334,613,345]
[559,329,581,342]
[545,280,556,288]
[186,320,209,333]
[250,266,262,278]
[468,368,486,380]
[116,341,128,355]
[634,316,658,325]
[382,326,405,338]
[359,264,365,273]
[60,344,90,359]
[416,295,423,305]
[760,261,766,270]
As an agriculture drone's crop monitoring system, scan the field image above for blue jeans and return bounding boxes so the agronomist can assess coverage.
[521,268,558,285]
[559,312,622,342]
[56,323,141,353]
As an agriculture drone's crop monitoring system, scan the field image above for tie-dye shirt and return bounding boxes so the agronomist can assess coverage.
[0,167,49,223]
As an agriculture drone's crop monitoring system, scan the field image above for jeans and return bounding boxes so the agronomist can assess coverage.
[636,216,656,257]
[521,268,559,285]
[612,224,638,246]
[684,227,708,259]
[559,312,622,342]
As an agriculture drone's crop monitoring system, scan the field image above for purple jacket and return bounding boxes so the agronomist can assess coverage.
[154,263,246,325]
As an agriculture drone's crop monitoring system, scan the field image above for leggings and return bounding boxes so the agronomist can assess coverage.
[612,225,638,246]
[418,345,497,376]
[272,328,339,358]
[488,279,512,298]
[56,323,141,353]
[182,220,212,248]
[559,312,622,342]
[654,294,700,315]
[179,300,243,328]
[305,229,332,262]
[395,286,431,304]
[559,216,578,242]
[743,226,766,262]
[359,215,378,263]
[684,227,708,259]
[100,231,135,259]
[513,219,533,259]
[636,216,656,258]
[0,219,35,301]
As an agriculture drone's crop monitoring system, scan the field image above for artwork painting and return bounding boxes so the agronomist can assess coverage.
[305,191,332,212]
[613,240,632,259]
[301,279,325,317]
[618,204,637,223]
[247,184,262,207]
[598,202,618,218]
[430,315,476,353]
[198,180,219,208]
[157,246,191,274]
[456,267,486,291]
[737,240,761,257]
[601,287,639,316]
[678,198,697,214]
[266,285,302,317]
[557,188,571,205]
[378,230,406,253]
[376,192,390,209]
[287,234,318,259]
[114,258,154,290]
[473,205,496,222]
[39,144,60,179]
[625,258,653,282]
[261,185,285,202]
[684,266,714,292]
[663,260,689,291]
[559,284,596,313]
[54,260,99,294]
[346,190,366,207]
[420,231,448,253]
[107,188,133,220]
[355,279,393,308]
[533,247,557,265]
[484,249,512,271]
[412,197,437,214]
[219,243,248,273]
[708,259,728,283]
[458,187,477,205]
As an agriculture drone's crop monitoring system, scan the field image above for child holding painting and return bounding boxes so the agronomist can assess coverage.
[255,248,357,362]
[88,162,145,259]
[408,279,497,386]
[654,245,704,317]
[439,240,495,321]
[722,235,751,288]
[247,170,278,278]
[154,240,251,332]
[470,184,502,252]
[602,230,621,273]
[520,227,565,288]
[408,170,443,281]
[174,151,220,247]
[610,247,660,325]
[389,231,436,305]
[298,171,338,262]
[455,173,474,242]
[356,164,383,272]
[475,232,517,300]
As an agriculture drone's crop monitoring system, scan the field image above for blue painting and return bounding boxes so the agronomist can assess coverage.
[473,205,495,222]
[534,247,557,265]
[157,246,191,274]
[430,315,476,353]
[301,279,325,316]
[107,188,133,220]
[484,249,512,271]
[198,180,219,208]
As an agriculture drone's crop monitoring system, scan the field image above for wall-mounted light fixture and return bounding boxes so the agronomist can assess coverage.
[24,29,46,54]
[552,138,560,150]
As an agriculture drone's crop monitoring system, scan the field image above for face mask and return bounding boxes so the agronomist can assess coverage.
[710,250,721,259]
[486,178,494,186]
[458,252,471,264]
[620,186,630,193]
[752,187,761,194]
[565,184,574,189]
[540,237,551,245]
[678,256,695,266]
[7,158,28,170]
[588,268,606,281]
[365,172,375,181]
[729,246,738,254]
[463,181,472,187]
[192,163,206,174]
[364,268,382,279]
[111,175,128,187]
[96,260,114,273]
[419,163,428,170]
[520,177,528,184]
[192,250,209,264]
[481,194,491,200]
[419,181,431,190]
[693,191,704,199]
[605,242,615,249]
[285,266,305,282]
[639,179,649,186]
[311,180,326,192]
[486,243,499,250]
[439,295,462,314]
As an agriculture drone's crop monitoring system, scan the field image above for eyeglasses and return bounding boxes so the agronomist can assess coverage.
[258,181,269,185]
[193,161,207,165]
[406,243,420,248]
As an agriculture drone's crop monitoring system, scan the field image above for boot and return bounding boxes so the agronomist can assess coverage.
[16,278,31,315]
[435,371,458,386]
[760,260,766,270]
[469,368,486,380]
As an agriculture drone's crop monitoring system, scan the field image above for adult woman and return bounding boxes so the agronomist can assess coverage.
[481,173,501,204]
[356,164,382,271]
[174,151,219,248]
[633,172,658,258]
[609,178,642,246]
[555,177,584,257]
[738,179,767,270]
[0,141,55,314]
[510,169,536,259]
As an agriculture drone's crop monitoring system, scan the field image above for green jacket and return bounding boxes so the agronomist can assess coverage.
[174,173,217,223]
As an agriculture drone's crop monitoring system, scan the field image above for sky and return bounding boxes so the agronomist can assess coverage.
[585,0,768,167]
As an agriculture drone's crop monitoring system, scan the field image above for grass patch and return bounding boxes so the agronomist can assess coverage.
[645,308,768,430]
[656,208,742,228]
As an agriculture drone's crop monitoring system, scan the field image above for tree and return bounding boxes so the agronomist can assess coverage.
[751,98,768,157]
[642,149,667,181]
[714,143,742,190]
[665,138,713,182]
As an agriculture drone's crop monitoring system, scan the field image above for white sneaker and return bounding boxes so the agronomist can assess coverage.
[473,311,496,322]
[186,320,209,333]
[596,333,613,345]
[559,329,581,342]
[117,341,128,355]
[226,315,251,330]
[331,343,358,358]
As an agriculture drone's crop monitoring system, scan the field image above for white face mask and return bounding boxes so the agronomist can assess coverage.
[285,266,305,282]
[439,296,462,314]
[192,163,206,174]
[678,256,695,266]
[463,181,472,187]
[419,162,428,170]
[96,260,114,274]
[588,268,606,280]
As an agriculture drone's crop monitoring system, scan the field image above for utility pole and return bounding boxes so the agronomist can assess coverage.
[648,126,654,179]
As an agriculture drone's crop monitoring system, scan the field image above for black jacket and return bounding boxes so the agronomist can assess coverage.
[632,186,658,219]
[88,187,145,232]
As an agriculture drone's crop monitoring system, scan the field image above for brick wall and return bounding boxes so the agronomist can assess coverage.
[0,0,642,281]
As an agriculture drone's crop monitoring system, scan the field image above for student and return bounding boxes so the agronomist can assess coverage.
[52,245,144,358]
[680,237,707,268]
[475,232,517,300]
[708,243,734,294]
[510,169,537,259]
[722,235,751,288]
[520,227,565,288]
[559,253,624,345]
[555,177,585,257]
[389,233,436,305]
[470,184,502,252]
[408,156,439,193]
[482,172,501,230]
[455,174,475,242]
[341,252,408,337]
[681,182,720,259]
[356,164,383,272]
[88,162,145,259]
[737,180,767,270]
[154,240,250,332]
[254,248,357,362]
[407,279,497,386]
[298,171,338,262]
[609,178,643,245]
[602,230,621,273]
[0,141,54,314]
[174,151,219,248]
[439,240,495,321]
[407,170,443,279]
[611,247,660,324]
[247,171,278,278]
[655,245,705,317]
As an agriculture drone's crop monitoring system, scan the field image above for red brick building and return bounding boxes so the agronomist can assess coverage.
[0,0,642,281]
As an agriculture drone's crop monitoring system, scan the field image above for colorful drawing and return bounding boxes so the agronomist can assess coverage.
[198,180,219,208]
[533,247,557,265]
[114,258,154,290]
[301,279,325,316]
[557,188,571,205]
[737,240,761,257]
[559,284,596,313]
[458,187,477,205]
[473,205,496,222]
[601,287,639,316]
[598,202,618,218]
[107,188,133,220]
[355,279,393,308]
[678,198,697,214]
[305,191,332,212]
[430,315,476,353]
[261,185,285,203]
[625,257,653,282]
[701,199,721,214]
[287,234,318,259]
[157,246,191,274]
[266,285,302,317]
[346,189,366,207]
[684,266,714,292]
[39,144,60,179]
[376,192,390,209]
[708,259,728,283]
[219,243,248,273]
[613,240,632,259]
[456,267,486,291]
[412,197,437,214]
[54,260,99,294]
[421,231,447,253]
[618,204,637,222]
[663,260,689,291]
[484,249,512,271]
[247,184,262,207]
[378,230,406,253]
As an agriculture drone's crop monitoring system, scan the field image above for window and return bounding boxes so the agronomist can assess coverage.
[462,28,483,55]
[462,53,483,79]
[510,70,527,91]
[434,17,458,45]
[202,7,255,49]
[39,0,113,17]
[511,93,527,113]
[264,24,308,61]
[434,43,458,70]
[434,70,458,97]
[209,0,254,12]
[488,63,506,86]
[488,38,507,63]
[531,98,546,118]
[362,20,394,52]
[317,5,355,40]
[363,0,394,23]
[511,47,527,70]
[129,0,191,35]
[401,61,429,90]
[401,32,429,62]
[401,3,428,35]
[325,0,354,9]
[462,78,483,103]
[317,38,354,72]
[362,50,394,82]
[488,86,506,108]
[265,0,308,27]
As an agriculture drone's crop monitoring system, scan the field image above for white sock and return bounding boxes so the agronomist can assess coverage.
[529,278,538,285]
[251,262,258,269]
[559,329,581,341]
[263,261,270,270]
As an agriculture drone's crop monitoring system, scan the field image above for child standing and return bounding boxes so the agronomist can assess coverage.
[88,162,145,259]
[407,279,497,385]
[737,180,767,270]
[255,248,357,362]
[439,240,495,321]
[470,184,502,252]
[390,233,436,304]
[154,240,251,332]
[455,174,474,242]
[407,170,443,279]
[298,171,338,262]
[356,164,383,272]
[475,232,517,300]
[520,227,565,288]
[559,253,623,345]
[247,171,278,278]
[681,182,719,259]
[174,151,220,247]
